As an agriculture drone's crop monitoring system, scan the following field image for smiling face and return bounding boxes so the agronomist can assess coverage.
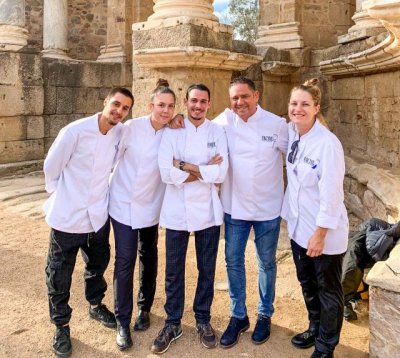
[150,93,176,127]
[229,83,259,121]
[288,89,320,135]
[100,92,133,133]
[184,89,211,126]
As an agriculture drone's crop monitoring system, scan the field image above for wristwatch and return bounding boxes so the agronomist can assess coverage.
[179,161,185,171]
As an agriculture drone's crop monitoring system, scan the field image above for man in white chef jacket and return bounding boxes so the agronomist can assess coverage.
[214,77,289,348]
[151,83,228,354]
[43,87,134,358]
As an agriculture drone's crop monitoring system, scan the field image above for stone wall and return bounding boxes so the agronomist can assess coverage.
[0,49,44,176]
[25,0,43,48]
[42,58,132,152]
[327,72,400,171]
[67,0,107,60]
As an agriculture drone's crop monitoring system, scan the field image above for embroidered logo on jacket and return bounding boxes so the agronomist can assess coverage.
[261,134,278,143]
[208,142,216,148]
[304,156,320,169]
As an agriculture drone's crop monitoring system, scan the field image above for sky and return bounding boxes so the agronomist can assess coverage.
[213,0,230,24]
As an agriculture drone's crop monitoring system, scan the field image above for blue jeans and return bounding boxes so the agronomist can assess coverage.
[224,213,281,318]
[164,226,220,325]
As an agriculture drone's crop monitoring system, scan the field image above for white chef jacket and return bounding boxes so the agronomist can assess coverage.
[281,121,349,254]
[43,113,123,233]
[109,116,166,229]
[213,106,288,221]
[158,118,228,232]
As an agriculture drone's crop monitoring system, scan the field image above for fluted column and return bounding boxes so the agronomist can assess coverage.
[0,0,28,51]
[338,0,385,44]
[42,0,70,59]
[148,0,218,22]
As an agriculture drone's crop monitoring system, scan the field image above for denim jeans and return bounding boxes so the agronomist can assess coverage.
[45,220,111,326]
[164,226,220,325]
[291,239,344,354]
[111,217,158,328]
[224,213,281,319]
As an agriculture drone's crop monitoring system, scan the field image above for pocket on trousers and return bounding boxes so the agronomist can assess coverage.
[46,260,70,294]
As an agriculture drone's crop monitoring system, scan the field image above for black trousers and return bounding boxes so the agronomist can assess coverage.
[111,217,158,328]
[45,220,111,327]
[291,240,344,354]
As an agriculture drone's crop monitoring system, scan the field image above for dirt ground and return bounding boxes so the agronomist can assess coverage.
[0,172,369,358]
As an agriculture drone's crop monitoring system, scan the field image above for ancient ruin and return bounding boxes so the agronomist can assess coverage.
[0,0,399,356]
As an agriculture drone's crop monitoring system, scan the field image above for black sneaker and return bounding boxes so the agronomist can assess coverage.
[89,303,117,328]
[220,316,250,349]
[133,310,150,331]
[53,325,72,358]
[196,322,218,349]
[344,302,358,321]
[251,314,271,344]
[310,349,334,358]
[151,323,183,354]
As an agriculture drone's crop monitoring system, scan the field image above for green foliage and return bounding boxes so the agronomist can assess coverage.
[227,0,259,42]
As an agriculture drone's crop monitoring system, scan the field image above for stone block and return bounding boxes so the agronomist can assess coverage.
[0,52,19,85]
[260,3,280,25]
[0,117,26,141]
[332,78,365,100]
[133,24,233,52]
[369,285,400,357]
[0,139,44,164]
[56,87,76,114]
[27,116,44,139]
[43,58,83,87]
[75,88,101,114]
[330,100,359,124]
[20,52,43,86]
[366,72,398,98]
[46,114,79,138]
[363,189,387,220]
[44,85,57,115]
[328,2,353,26]
[0,85,24,116]
[22,86,44,115]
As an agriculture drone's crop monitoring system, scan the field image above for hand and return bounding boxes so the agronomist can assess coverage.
[306,227,328,257]
[173,159,180,168]
[169,114,185,129]
[208,154,223,165]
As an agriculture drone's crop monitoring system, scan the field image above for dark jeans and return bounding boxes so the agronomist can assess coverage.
[291,239,344,354]
[111,217,158,327]
[45,220,111,327]
[164,226,220,325]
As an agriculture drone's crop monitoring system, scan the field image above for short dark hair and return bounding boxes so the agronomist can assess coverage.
[106,87,134,108]
[186,83,211,101]
[229,76,256,91]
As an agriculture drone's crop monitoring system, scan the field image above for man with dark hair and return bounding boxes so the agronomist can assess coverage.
[151,83,228,354]
[44,87,134,358]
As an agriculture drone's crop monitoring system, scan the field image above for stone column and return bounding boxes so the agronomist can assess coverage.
[42,0,70,59]
[338,0,385,44]
[0,0,28,51]
[98,0,133,63]
[131,0,261,118]
[148,0,218,22]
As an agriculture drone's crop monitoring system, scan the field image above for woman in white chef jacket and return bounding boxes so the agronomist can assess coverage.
[281,78,348,358]
[109,79,176,350]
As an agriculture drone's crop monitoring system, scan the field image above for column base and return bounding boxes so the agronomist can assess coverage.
[0,24,28,52]
[255,22,304,50]
[41,48,71,60]
[97,44,126,63]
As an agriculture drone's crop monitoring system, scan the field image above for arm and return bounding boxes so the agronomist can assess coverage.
[168,113,185,129]
[277,119,289,154]
[172,154,223,180]
[307,226,328,257]
[43,128,76,193]
[158,129,190,186]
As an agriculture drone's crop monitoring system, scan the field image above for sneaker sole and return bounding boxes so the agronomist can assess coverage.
[220,324,250,349]
[201,339,218,349]
[53,347,72,358]
[89,312,117,329]
[151,331,183,354]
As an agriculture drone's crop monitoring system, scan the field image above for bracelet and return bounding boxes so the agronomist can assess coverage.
[179,161,185,171]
